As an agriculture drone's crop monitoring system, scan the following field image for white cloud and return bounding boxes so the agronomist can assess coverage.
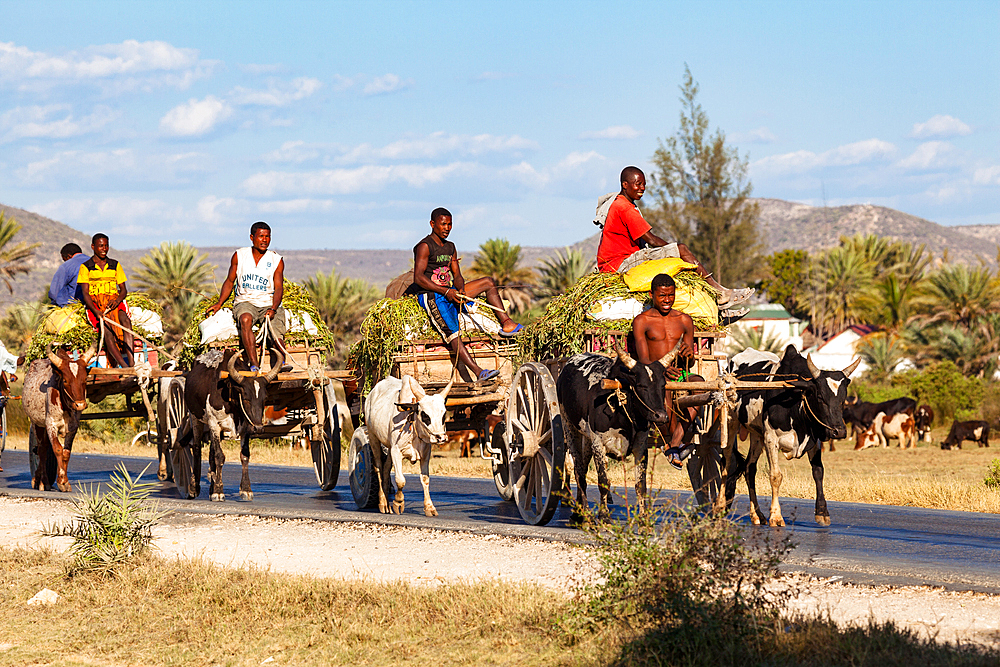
[239,63,282,75]
[34,196,187,235]
[363,73,413,96]
[241,162,470,197]
[229,77,322,106]
[264,140,323,164]
[556,151,605,171]
[474,71,515,81]
[910,114,972,139]
[578,125,641,140]
[332,74,358,91]
[730,126,777,144]
[752,139,896,174]
[159,95,233,136]
[14,148,210,188]
[895,141,961,171]
[0,104,118,143]
[973,166,1000,186]
[0,40,215,90]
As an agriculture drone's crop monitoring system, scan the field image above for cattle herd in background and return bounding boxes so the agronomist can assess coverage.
[842,395,990,451]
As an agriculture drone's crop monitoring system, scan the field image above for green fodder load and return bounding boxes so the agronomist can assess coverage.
[178,282,337,369]
[347,295,500,395]
[25,294,162,362]
[517,270,721,362]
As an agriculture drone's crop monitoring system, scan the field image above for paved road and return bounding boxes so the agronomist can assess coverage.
[3,450,999,593]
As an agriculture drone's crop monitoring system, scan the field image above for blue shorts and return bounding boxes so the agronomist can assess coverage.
[417,292,470,343]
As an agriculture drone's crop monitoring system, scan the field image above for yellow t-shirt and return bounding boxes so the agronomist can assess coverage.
[77,257,127,303]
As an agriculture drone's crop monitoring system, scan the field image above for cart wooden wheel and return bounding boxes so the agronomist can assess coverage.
[164,378,196,499]
[490,421,514,501]
[348,427,379,509]
[312,383,342,491]
[506,362,566,525]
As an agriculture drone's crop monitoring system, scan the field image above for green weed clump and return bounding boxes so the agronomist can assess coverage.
[984,459,1000,489]
[41,462,168,574]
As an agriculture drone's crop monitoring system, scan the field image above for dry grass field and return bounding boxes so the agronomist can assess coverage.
[6,422,998,513]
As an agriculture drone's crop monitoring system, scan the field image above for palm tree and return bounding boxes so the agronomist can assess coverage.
[806,244,874,340]
[923,264,997,328]
[0,298,49,350]
[856,332,905,383]
[0,212,40,293]
[537,247,593,298]
[726,324,787,356]
[467,238,537,313]
[132,241,217,343]
[303,269,379,347]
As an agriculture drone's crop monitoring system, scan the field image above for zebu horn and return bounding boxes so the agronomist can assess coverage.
[842,357,861,378]
[46,343,63,369]
[612,340,636,370]
[264,346,285,383]
[227,352,245,385]
[406,374,427,402]
[440,376,455,399]
[656,338,684,368]
[81,336,100,364]
[806,353,822,379]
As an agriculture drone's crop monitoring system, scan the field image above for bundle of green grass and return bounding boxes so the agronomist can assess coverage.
[517,265,720,362]
[347,294,500,394]
[25,293,163,362]
[178,282,337,369]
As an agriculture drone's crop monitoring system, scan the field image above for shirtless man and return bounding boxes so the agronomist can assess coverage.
[632,273,703,468]
[411,207,522,381]
[596,166,753,310]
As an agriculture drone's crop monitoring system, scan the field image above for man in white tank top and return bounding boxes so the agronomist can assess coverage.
[208,221,288,372]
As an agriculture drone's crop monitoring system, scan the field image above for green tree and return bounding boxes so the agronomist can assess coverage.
[645,66,763,287]
[467,238,536,313]
[303,269,379,352]
[757,249,810,318]
[856,332,905,383]
[806,244,875,340]
[922,264,997,328]
[537,247,593,298]
[0,211,40,293]
[725,324,788,356]
[132,241,217,344]
[0,297,49,350]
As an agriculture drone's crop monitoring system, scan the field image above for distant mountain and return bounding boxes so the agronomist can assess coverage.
[2,199,997,314]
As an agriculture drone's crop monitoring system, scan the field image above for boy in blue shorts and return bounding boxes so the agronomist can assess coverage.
[411,207,522,382]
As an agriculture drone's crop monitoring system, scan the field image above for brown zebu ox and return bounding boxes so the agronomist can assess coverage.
[23,342,98,491]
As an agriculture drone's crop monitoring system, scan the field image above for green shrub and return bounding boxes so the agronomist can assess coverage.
[890,362,985,424]
[850,380,912,404]
[979,383,1000,427]
[41,462,168,574]
[985,459,1000,489]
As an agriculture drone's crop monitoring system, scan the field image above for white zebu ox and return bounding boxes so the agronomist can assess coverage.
[364,374,452,516]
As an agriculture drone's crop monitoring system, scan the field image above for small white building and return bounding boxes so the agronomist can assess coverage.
[730,303,805,351]
[808,325,877,378]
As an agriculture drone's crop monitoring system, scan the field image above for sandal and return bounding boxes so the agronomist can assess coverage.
[478,368,500,381]
[661,447,684,470]
[498,323,524,338]
[718,287,755,309]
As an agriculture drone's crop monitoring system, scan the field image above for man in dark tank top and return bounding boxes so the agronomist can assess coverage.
[411,207,523,382]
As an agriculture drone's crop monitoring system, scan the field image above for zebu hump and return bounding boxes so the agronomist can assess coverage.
[564,353,615,390]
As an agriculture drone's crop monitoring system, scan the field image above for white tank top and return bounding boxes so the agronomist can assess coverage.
[234,247,282,308]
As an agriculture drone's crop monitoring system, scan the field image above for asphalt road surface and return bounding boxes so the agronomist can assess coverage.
[3,450,999,593]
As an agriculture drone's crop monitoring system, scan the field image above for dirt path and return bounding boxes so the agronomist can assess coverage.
[2,496,997,649]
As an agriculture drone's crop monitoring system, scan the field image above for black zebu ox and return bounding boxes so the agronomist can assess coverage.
[557,344,671,518]
[721,346,860,527]
[176,347,283,500]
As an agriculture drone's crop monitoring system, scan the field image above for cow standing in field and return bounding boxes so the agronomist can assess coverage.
[855,412,917,450]
[720,346,860,527]
[365,374,451,516]
[914,405,934,443]
[557,344,671,519]
[941,420,990,450]
[23,342,98,492]
[843,397,916,437]
[177,348,283,500]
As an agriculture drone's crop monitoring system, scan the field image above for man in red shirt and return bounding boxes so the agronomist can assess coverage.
[596,166,753,309]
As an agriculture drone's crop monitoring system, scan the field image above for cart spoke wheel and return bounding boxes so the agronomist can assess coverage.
[348,427,379,509]
[312,383,342,491]
[165,378,195,499]
[491,422,513,501]
[506,362,565,526]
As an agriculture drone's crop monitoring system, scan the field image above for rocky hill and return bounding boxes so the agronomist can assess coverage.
[2,199,997,313]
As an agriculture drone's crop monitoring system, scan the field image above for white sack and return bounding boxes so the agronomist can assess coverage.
[199,308,239,345]
[130,306,164,338]
[286,310,320,335]
[587,297,647,321]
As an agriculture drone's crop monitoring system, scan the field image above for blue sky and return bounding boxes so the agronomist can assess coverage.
[1,0,997,251]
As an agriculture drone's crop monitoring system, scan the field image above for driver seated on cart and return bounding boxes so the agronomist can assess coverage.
[208,221,291,374]
[409,207,523,382]
[632,273,704,469]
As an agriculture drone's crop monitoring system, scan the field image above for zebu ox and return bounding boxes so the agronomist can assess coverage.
[914,404,934,443]
[177,348,283,500]
[855,412,917,450]
[721,346,860,527]
[364,374,451,516]
[23,341,98,492]
[556,344,672,518]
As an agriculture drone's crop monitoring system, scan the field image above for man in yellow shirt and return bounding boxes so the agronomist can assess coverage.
[77,233,134,368]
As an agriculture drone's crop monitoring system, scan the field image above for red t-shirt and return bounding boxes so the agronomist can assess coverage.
[596,195,651,272]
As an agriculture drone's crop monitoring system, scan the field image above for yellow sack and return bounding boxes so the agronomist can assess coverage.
[673,284,718,327]
[623,258,699,292]
[44,307,84,335]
